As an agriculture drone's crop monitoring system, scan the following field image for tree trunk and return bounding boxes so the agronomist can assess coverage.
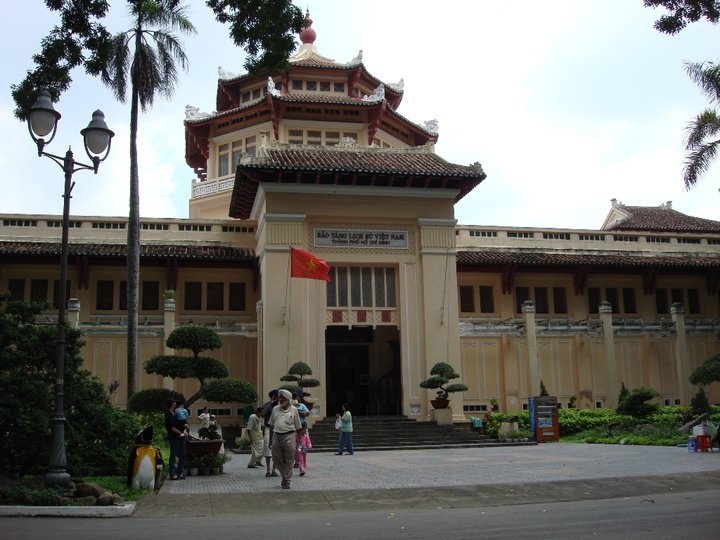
[126,43,141,403]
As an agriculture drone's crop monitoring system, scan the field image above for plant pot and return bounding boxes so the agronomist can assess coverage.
[430,398,449,409]
[212,467,221,475]
[200,467,210,475]
[189,468,199,476]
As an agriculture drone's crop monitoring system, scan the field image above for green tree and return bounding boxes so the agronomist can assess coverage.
[690,386,712,416]
[419,362,468,401]
[12,0,305,118]
[12,0,306,401]
[644,1,720,34]
[100,0,196,402]
[616,386,659,418]
[206,0,305,73]
[645,1,720,188]
[0,294,139,477]
[139,325,257,407]
[682,62,720,188]
[280,361,321,397]
[690,352,720,385]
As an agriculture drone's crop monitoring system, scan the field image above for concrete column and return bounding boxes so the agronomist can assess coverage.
[163,297,176,390]
[67,298,80,329]
[522,300,540,397]
[599,301,618,408]
[671,302,691,405]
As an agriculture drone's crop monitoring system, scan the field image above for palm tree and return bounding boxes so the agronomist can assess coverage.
[101,0,196,400]
[683,60,720,189]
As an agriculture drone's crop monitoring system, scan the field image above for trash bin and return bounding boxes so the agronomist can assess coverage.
[688,436,697,452]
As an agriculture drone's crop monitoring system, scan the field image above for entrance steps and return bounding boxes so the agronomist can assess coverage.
[308,415,535,452]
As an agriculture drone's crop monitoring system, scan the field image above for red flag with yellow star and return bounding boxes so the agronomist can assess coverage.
[290,247,330,282]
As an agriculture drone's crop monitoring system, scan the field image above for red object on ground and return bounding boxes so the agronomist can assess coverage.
[695,435,713,452]
[290,247,330,282]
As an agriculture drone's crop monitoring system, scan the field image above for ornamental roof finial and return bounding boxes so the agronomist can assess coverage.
[300,10,316,44]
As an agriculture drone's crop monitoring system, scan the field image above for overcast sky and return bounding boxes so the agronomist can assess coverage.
[1,0,717,229]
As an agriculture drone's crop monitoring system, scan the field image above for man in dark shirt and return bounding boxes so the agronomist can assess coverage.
[164,399,188,480]
[260,390,278,477]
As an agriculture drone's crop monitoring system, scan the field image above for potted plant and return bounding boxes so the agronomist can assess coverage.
[419,362,468,409]
[280,361,321,408]
[187,456,201,476]
[233,435,250,453]
[211,453,230,474]
[198,454,212,476]
[490,398,500,412]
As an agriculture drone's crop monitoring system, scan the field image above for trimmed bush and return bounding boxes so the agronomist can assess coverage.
[617,386,659,418]
[128,388,185,413]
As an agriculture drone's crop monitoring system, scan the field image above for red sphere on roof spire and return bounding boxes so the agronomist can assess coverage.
[300,10,316,44]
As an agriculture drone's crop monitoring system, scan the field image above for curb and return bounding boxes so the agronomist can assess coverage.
[0,502,135,518]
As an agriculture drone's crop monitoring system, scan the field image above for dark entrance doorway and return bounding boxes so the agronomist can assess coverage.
[325,326,401,416]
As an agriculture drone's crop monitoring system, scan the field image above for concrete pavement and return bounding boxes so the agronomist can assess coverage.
[133,443,720,517]
[2,444,718,517]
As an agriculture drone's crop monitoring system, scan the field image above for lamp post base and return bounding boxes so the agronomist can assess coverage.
[45,471,71,488]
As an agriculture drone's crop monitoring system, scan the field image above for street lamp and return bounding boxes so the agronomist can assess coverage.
[27,89,114,487]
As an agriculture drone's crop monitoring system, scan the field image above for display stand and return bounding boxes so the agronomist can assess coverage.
[528,396,559,442]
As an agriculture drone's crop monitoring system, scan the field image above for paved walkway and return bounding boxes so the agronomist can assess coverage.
[128,444,720,517]
[160,444,720,495]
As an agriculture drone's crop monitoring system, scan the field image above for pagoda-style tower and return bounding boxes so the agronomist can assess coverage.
[185,13,440,219]
[184,14,486,421]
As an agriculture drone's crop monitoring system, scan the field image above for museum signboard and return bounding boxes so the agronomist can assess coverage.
[314,228,408,249]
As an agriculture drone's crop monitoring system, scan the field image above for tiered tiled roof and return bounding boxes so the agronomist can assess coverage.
[603,204,720,233]
[456,250,720,269]
[0,241,255,261]
[230,144,486,218]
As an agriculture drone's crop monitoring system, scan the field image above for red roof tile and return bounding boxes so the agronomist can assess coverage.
[605,206,720,233]
[246,145,484,177]
[0,241,255,261]
[457,250,720,269]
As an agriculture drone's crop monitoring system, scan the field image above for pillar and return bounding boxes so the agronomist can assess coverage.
[67,298,80,329]
[599,301,618,408]
[522,300,540,397]
[162,296,176,390]
[671,302,691,405]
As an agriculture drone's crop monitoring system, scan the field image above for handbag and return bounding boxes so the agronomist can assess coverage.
[334,418,342,430]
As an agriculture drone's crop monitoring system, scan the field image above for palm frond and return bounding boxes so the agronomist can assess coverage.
[683,137,720,189]
[685,61,720,105]
[101,33,131,102]
[685,109,720,150]
[144,1,196,36]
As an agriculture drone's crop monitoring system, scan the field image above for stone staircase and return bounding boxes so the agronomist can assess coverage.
[307,415,536,452]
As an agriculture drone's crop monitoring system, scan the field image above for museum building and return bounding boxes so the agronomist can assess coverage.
[1,15,719,423]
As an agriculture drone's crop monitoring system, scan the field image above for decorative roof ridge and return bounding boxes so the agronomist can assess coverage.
[456,245,720,258]
[184,97,264,124]
[258,139,439,156]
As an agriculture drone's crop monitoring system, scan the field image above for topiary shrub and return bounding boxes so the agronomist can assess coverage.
[127,388,185,413]
[690,386,712,416]
[280,361,320,397]
[143,325,256,407]
[419,362,468,400]
[616,386,659,419]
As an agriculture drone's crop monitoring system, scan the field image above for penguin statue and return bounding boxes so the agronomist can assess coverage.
[127,426,164,490]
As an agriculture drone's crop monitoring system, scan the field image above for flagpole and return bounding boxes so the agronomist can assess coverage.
[285,245,293,367]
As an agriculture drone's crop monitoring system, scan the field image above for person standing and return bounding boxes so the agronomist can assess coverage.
[164,399,188,480]
[268,389,302,489]
[296,426,312,476]
[336,403,354,455]
[198,405,211,429]
[246,407,265,468]
[261,390,279,477]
